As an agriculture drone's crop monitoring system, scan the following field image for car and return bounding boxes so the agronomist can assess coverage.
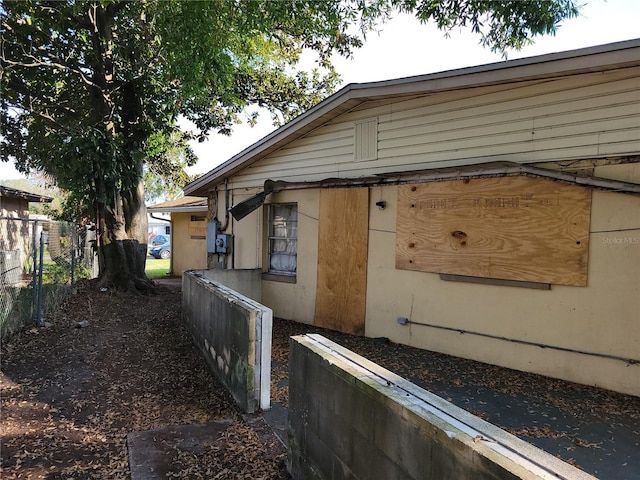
[150,234,169,247]
[149,241,171,259]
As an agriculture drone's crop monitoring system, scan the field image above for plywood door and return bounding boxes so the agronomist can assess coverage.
[314,188,369,335]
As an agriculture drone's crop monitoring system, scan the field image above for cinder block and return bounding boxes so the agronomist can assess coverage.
[182,272,272,413]
[288,334,598,480]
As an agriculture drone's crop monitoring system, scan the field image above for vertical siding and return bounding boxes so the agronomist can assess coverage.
[231,67,640,189]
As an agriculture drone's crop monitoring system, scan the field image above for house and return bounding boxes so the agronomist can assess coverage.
[0,184,53,220]
[147,196,208,275]
[0,185,53,282]
[184,40,640,396]
[147,213,171,239]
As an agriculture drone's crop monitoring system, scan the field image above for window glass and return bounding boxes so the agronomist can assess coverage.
[267,204,297,275]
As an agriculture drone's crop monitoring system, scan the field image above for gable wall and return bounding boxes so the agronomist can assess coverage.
[230,67,640,189]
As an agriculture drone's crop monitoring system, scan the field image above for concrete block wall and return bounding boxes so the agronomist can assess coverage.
[288,334,596,480]
[182,270,272,413]
[194,268,262,302]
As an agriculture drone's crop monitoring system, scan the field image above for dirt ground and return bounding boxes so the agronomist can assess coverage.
[2,279,639,479]
[1,281,288,479]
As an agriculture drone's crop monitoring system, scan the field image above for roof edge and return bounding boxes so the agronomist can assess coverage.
[185,38,640,196]
[0,185,54,203]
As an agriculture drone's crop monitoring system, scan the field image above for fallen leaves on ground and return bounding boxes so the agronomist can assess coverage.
[1,280,287,479]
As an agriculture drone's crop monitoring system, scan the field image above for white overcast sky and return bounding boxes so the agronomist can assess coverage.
[1,0,638,181]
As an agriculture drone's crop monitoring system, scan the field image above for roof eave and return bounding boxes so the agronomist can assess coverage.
[147,205,208,213]
[184,39,640,197]
[0,186,54,203]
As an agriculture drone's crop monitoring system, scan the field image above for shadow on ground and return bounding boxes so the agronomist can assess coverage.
[2,280,639,479]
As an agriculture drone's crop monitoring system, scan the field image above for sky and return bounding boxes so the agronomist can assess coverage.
[1,0,638,181]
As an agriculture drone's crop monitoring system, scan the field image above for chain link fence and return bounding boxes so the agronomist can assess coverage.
[0,218,98,340]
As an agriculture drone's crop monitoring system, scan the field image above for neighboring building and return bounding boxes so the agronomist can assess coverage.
[184,40,640,396]
[147,196,208,275]
[0,185,52,219]
[148,214,171,239]
[0,186,53,281]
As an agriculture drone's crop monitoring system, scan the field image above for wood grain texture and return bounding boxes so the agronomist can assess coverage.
[315,188,369,334]
[396,177,592,286]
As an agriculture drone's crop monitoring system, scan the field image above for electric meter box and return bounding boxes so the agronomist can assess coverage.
[215,234,233,254]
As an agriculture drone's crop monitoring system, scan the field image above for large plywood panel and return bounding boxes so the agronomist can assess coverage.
[315,188,369,334]
[396,177,591,286]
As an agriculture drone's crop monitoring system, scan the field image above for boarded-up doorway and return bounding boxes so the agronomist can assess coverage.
[314,188,369,335]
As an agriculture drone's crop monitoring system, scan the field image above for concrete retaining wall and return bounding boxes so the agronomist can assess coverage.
[192,268,262,302]
[182,270,271,413]
[288,334,596,480]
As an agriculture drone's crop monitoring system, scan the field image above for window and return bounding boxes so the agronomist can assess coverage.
[267,204,297,276]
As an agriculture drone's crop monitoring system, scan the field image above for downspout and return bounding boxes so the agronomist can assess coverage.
[218,178,231,232]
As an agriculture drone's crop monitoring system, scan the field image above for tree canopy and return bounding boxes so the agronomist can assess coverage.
[0,0,580,290]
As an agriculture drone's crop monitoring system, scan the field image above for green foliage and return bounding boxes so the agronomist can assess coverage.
[393,0,580,54]
[1,0,581,283]
[42,262,91,285]
[144,130,197,203]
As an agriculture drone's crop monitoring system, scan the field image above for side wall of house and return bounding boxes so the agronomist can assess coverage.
[221,68,640,395]
[364,162,639,396]
[262,189,320,324]
[171,212,207,275]
[228,163,639,396]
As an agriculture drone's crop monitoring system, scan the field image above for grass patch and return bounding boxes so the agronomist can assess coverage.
[146,257,171,279]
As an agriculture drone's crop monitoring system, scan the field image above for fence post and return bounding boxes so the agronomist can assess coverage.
[31,220,38,289]
[71,226,76,287]
[36,231,45,327]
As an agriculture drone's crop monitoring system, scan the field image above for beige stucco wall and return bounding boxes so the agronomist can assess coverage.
[171,211,207,275]
[226,187,319,324]
[0,196,28,218]
[364,163,639,396]
[228,163,639,396]
[261,188,320,324]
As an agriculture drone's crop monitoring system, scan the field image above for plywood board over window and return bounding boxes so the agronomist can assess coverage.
[189,215,207,239]
[396,176,592,286]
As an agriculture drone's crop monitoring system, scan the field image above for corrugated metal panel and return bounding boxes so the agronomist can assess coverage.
[230,68,640,189]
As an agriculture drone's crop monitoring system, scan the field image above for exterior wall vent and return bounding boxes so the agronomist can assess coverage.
[354,118,378,162]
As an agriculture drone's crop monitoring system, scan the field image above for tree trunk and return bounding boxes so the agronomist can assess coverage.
[88,4,153,293]
[98,170,153,292]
